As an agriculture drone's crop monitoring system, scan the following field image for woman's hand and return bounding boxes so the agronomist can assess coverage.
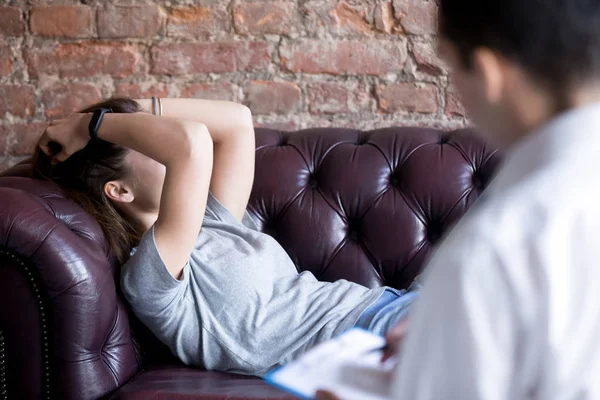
[38,113,91,163]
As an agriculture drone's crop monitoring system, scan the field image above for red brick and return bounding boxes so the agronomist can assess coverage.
[0,44,13,77]
[244,42,272,71]
[30,6,94,38]
[254,120,299,131]
[446,85,466,117]
[167,6,231,37]
[377,83,438,113]
[114,82,170,99]
[234,2,297,35]
[307,82,371,114]
[98,5,163,38]
[42,82,102,118]
[244,81,301,115]
[0,7,24,37]
[180,82,238,101]
[281,39,407,75]
[180,0,220,4]
[24,0,81,4]
[151,42,270,75]
[412,40,446,75]
[26,43,141,78]
[375,2,396,33]
[304,1,372,37]
[0,85,36,118]
[393,0,438,35]
[0,123,48,156]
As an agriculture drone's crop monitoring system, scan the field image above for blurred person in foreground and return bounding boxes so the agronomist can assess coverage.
[318,0,600,398]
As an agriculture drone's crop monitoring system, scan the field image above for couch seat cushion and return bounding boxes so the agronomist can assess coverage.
[110,365,295,400]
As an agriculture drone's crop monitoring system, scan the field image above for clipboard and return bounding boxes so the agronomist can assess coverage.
[265,328,395,400]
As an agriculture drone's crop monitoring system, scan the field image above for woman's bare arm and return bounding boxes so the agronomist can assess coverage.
[39,112,213,280]
[137,98,255,222]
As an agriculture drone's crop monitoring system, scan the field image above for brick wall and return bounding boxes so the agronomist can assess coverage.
[0,0,466,170]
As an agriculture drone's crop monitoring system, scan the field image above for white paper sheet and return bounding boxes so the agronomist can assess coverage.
[265,329,394,400]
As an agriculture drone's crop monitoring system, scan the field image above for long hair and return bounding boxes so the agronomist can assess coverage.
[33,98,143,264]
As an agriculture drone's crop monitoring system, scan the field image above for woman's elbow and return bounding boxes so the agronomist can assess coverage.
[182,122,213,161]
[238,105,253,127]
[236,105,255,146]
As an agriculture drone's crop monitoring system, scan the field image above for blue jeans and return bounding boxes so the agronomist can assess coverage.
[355,281,422,336]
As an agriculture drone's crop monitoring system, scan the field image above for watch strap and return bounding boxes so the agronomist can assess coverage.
[88,108,113,142]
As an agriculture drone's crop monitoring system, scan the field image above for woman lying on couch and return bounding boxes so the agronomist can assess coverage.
[33,97,421,376]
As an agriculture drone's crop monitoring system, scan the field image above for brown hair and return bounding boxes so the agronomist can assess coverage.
[33,97,142,264]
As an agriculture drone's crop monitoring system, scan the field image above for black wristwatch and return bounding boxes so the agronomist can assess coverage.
[88,108,113,142]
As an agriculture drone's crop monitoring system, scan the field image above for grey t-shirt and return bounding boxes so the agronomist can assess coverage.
[121,193,385,376]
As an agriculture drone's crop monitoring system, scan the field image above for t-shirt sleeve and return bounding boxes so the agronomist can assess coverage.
[242,211,259,231]
[120,225,190,317]
[204,191,259,231]
[390,220,522,400]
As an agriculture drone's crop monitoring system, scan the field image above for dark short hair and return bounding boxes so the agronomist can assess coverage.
[439,0,600,90]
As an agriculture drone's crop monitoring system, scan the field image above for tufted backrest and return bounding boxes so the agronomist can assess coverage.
[248,127,500,289]
[0,127,500,399]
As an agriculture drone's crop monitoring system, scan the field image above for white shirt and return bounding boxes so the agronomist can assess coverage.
[391,103,600,400]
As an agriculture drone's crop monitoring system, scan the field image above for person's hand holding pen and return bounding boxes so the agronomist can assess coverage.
[315,319,409,400]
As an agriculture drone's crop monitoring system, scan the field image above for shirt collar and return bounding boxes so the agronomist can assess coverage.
[490,102,600,191]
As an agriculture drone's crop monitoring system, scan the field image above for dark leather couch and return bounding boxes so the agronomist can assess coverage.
[0,127,500,399]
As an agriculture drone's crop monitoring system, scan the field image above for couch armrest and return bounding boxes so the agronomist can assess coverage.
[0,178,141,399]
